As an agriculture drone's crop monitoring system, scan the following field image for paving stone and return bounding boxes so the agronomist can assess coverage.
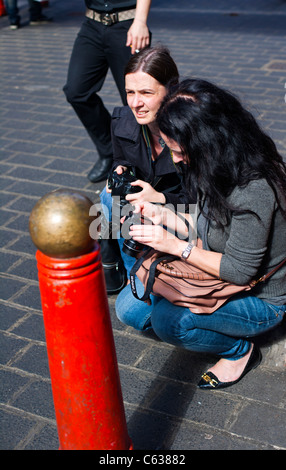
[0,409,37,451]
[10,313,45,342]
[11,379,56,420]
[0,304,29,330]
[0,332,29,365]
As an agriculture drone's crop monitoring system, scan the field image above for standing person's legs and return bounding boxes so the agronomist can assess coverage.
[28,0,52,24]
[4,0,20,27]
[63,19,113,164]
[28,0,41,21]
[64,18,133,183]
[105,20,133,106]
[87,19,135,182]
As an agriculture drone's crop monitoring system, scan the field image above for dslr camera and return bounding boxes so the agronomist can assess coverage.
[107,169,145,258]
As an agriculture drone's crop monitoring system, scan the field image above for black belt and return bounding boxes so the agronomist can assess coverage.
[86,8,136,26]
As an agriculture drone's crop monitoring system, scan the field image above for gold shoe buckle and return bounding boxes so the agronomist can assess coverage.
[201,373,218,387]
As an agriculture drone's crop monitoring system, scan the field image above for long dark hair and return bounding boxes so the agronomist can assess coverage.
[157,78,286,224]
[124,44,179,88]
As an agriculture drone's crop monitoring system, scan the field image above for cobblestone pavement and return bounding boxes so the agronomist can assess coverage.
[0,0,286,451]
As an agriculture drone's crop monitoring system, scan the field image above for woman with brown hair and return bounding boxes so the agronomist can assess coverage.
[100,46,192,290]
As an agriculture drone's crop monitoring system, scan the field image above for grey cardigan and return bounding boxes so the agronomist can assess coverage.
[197,179,286,304]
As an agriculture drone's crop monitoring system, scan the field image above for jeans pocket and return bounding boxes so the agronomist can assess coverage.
[266,303,285,323]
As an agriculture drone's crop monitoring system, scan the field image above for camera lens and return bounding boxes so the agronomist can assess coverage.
[122,238,144,258]
[108,170,145,258]
[121,210,144,258]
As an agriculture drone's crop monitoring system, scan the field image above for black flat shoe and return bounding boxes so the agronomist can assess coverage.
[88,158,113,183]
[197,345,262,390]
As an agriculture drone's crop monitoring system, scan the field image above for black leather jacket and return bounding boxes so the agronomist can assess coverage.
[111,106,192,207]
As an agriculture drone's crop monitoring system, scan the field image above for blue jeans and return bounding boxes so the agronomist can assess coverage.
[100,187,136,277]
[116,280,286,360]
[5,0,42,24]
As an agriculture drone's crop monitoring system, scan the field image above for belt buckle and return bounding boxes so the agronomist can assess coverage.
[100,12,118,25]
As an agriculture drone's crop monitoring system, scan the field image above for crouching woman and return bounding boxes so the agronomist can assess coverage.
[115,78,286,389]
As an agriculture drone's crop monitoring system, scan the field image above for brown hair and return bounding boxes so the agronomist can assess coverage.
[124,45,179,87]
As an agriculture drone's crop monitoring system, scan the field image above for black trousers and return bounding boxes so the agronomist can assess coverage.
[63,17,133,161]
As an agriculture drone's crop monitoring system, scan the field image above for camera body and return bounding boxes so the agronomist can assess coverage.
[107,169,142,198]
[108,169,144,258]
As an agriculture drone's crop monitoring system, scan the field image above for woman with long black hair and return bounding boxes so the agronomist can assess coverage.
[116,78,286,389]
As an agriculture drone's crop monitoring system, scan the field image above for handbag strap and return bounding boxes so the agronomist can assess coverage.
[130,249,177,302]
[251,257,286,286]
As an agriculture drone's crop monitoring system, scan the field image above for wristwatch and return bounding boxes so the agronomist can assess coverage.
[181,242,194,260]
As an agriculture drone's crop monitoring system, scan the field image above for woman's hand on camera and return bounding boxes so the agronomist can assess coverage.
[125,180,166,204]
[129,222,184,255]
[105,165,127,193]
[129,202,183,254]
[115,165,127,175]
[132,201,163,226]
[120,201,160,226]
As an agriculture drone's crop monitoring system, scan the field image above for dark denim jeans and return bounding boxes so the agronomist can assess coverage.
[116,280,286,360]
[5,0,42,24]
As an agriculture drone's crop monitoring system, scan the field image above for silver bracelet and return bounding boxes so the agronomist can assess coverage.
[181,242,194,260]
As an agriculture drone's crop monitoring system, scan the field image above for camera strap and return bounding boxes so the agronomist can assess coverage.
[129,247,156,302]
[142,125,177,175]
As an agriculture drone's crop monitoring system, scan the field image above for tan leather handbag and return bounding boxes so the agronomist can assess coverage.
[130,243,285,315]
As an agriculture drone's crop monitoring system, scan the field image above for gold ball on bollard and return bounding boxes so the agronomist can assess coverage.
[29,189,99,258]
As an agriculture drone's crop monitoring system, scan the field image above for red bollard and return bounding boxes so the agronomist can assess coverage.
[29,190,132,450]
[0,0,6,16]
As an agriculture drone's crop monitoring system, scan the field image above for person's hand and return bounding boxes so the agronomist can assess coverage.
[120,201,162,230]
[132,201,164,226]
[129,202,187,256]
[115,165,127,175]
[125,180,166,204]
[129,219,182,255]
[126,19,150,54]
[105,165,127,193]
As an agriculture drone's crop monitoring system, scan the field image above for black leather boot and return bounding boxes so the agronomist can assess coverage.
[99,228,127,295]
[88,158,113,183]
